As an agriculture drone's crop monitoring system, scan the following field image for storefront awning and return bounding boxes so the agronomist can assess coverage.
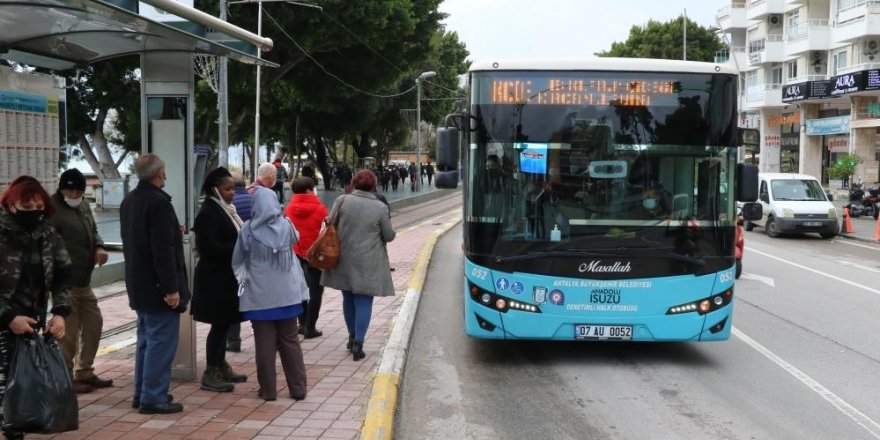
[0,0,277,71]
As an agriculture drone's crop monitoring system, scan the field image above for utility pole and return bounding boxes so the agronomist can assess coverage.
[218,0,229,168]
[683,8,687,61]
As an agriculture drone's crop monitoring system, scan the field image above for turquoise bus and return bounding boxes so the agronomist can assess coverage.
[434,58,761,341]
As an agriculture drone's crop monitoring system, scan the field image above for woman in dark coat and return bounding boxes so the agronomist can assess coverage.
[192,167,247,392]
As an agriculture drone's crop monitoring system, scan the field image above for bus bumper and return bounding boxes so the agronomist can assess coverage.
[464,299,732,342]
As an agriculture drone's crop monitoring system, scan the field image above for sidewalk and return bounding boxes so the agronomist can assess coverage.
[829,194,880,243]
[34,203,462,440]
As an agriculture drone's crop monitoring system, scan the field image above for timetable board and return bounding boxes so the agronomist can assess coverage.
[0,66,63,191]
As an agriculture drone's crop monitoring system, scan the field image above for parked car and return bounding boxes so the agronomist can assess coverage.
[745,173,838,239]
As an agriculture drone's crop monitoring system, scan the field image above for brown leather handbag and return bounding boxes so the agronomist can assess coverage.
[306,197,344,269]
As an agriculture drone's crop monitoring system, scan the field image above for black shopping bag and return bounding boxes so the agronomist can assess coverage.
[2,334,78,433]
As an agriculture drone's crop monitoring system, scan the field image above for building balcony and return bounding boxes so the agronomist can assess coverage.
[833,1,880,43]
[715,46,748,68]
[785,19,831,55]
[785,0,805,13]
[837,62,880,74]
[717,2,749,31]
[748,34,785,65]
[744,83,784,109]
[747,0,785,20]
[784,74,827,85]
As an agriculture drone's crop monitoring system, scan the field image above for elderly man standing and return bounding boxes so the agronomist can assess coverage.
[48,168,112,394]
[121,154,190,414]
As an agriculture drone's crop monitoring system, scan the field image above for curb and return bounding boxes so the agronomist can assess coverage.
[360,215,462,440]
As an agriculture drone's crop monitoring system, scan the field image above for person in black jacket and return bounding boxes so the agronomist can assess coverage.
[121,153,190,415]
[191,167,247,393]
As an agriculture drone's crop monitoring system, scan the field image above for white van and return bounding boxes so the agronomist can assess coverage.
[745,173,838,239]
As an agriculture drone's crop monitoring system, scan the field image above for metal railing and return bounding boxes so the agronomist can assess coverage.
[837,62,880,74]
[784,74,827,84]
[786,18,830,41]
[837,0,880,13]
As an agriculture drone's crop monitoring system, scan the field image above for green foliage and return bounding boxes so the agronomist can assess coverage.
[194,0,469,172]
[596,17,724,62]
[826,153,863,180]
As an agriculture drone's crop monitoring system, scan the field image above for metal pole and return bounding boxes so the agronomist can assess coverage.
[218,0,229,168]
[415,77,421,191]
[683,8,687,61]
[253,2,262,179]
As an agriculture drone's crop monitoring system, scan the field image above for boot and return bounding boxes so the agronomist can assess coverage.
[221,362,248,383]
[346,334,355,351]
[200,366,234,392]
[352,342,365,361]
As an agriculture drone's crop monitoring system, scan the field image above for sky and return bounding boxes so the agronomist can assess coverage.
[439,0,722,62]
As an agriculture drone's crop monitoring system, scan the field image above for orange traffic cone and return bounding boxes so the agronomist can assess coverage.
[843,206,854,234]
[873,213,880,241]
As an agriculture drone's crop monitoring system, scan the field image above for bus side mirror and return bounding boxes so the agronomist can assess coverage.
[736,163,759,202]
[740,202,762,221]
[435,127,460,189]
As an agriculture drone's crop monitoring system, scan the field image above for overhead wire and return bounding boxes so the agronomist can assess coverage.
[263,9,416,98]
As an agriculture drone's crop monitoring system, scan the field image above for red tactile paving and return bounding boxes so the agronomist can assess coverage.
[30,208,461,440]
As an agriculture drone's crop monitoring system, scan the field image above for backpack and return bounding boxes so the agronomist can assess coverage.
[276,165,288,183]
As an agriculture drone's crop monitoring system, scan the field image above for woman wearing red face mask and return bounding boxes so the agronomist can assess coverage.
[0,175,73,439]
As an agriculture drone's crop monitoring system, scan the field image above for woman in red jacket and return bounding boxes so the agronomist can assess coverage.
[284,177,329,338]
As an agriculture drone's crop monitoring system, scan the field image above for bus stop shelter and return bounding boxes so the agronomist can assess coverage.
[0,0,277,379]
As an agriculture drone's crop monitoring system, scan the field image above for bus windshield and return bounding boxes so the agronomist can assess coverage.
[466,71,738,275]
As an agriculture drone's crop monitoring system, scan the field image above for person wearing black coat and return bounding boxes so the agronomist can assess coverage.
[192,167,248,393]
[120,154,190,414]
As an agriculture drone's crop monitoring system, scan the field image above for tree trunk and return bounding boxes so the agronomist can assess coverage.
[77,108,122,182]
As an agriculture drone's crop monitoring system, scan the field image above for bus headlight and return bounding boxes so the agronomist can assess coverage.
[468,280,541,314]
[666,288,733,315]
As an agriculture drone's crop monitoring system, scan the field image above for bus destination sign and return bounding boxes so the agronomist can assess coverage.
[491,79,680,106]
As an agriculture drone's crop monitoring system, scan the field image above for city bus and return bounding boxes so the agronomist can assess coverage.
[434,58,761,341]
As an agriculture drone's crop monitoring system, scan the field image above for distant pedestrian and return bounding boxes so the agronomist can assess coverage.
[233,187,309,401]
[226,171,251,352]
[0,176,72,440]
[48,168,113,395]
[379,168,390,192]
[321,170,396,361]
[284,177,329,339]
[192,167,248,393]
[408,162,418,191]
[390,167,400,191]
[426,163,435,185]
[272,159,288,204]
[301,163,318,187]
[121,153,190,414]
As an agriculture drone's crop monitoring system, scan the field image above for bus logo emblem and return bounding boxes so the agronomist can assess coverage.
[549,290,565,305]
[579,260,632,273]
[533,286,548,304]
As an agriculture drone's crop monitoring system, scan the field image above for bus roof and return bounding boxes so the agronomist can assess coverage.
[469,58,738,75]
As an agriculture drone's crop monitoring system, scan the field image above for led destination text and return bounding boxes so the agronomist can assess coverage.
[491,79,677,106]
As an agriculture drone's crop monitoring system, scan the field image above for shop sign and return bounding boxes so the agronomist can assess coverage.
[809,80,831,99]
[764,135,781,147]
[805,116,850,135]
[781,133,800,150]
[865,70,880,91]
[767,113,800,126]
[831,72,862,96]
[826,135,849,152]
[782,82,807,102]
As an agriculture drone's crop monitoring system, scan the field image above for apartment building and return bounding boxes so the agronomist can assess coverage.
[716,0,880,184]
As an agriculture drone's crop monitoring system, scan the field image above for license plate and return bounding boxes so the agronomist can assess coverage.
[574,324,632,340]
[803,221,822,227]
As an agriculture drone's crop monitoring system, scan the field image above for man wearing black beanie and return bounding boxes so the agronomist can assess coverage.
[48,168,113,394]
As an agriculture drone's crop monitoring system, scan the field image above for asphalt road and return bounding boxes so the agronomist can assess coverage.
[396,224,880,440]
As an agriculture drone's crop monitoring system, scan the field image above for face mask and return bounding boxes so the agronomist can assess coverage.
[64,197,82,208]
[13,210,45,230]
[643,198,658,210]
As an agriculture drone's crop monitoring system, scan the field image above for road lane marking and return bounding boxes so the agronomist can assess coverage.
[838,260,880,274]
[837,240,880,252]
[739,272,775,287]
[748,248,880,296]
[733,327,880,439]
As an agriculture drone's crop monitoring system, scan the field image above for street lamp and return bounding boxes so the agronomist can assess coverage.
[415,71,436,190]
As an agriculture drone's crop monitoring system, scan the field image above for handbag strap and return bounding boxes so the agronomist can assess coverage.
[330,195,347,227]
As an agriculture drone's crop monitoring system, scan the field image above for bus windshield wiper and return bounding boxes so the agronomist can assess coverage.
[495,247,705,266]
